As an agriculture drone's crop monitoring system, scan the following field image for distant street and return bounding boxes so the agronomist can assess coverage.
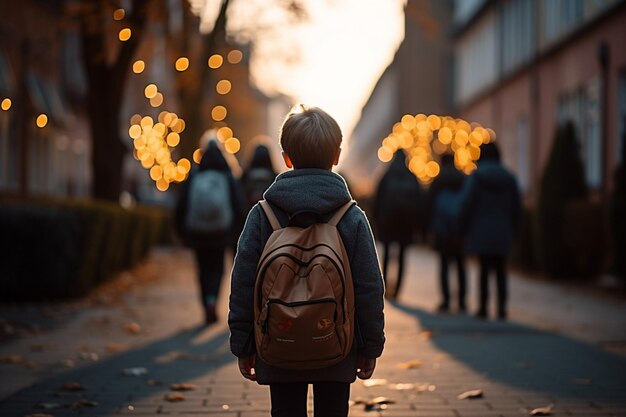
[1,246,625,416]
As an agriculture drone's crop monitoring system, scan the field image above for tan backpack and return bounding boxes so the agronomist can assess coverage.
[253,200,355,370]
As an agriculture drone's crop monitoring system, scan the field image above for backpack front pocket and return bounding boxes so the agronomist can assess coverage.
[259,298,342,365]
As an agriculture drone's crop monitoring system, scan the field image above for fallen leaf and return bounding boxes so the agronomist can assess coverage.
[37,403,62,409]
[170,383,198,391]
[398,359,423,369]
[105,343,129,353]
[61,382,85,392]
[417,384,436,393]
[389,383,416,390]
[364,397,395,411]
[122,367,148,376]
[124,322,142,334]
[0,355,24,364]
[146,379,163,386]
[530,404,553,416]
[78,352,99,361]
[362,378,388,387]
[166,393,185,402]
[68,400,98,409]
[457,389,483,400]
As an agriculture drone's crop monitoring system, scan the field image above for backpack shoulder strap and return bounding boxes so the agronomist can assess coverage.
[328,200,356,227]
[259,200,282,231]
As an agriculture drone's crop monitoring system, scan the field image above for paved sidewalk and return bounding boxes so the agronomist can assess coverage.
[1,246,625,417]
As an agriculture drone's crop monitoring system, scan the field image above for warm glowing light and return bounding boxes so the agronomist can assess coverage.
[438,127,452,144]
[172,119,185,133]
[150,92,164,107]
[225,137,241,154]
[454,130,469,146]
[118,28,132,42]
[132,60,145,74]
[208,54,223,69]
[469,130,483,146]
[227,50,243,64]
[158,111,169,124]
[216,80,232,95]
[113,8,125,20]
[377,146,393,163]
[456,119,471,133]
[486,128,496,142]
[427,115,441,130]
[400,114,416,131]
[36,114,48,128]
[150,165,163,181]
[156,178,169,192]
[193,148,203,164]
[166,132,180,147]
[177,158,191,173]
[141,154,155,169]
[425,161,440,177]
[468,145,481,160]
[211,105,227,122]
[130,114,141,125]
[140,116,154,129]
[175,57,189,72]
[153,123,166,136]
[217,126,233,142]
[128,124,141,139]
[144,84,158,99]
[0,98,11,111]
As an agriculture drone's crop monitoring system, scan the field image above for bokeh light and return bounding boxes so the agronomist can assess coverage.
[144,84,158,99]
[227,50,243,64]
[216,126,233,142]
[216,80,232,95]
[166,132,180,147]
[118,28,131,42]
[150,92,164,107]
[211,105,227,122]
[132,60,145,74]
[113,8,125,20]
[225,137,241,154]
[0,98,11,111]
[193,148,203,164]
[36,114,48,128]
[208,54,223,69]
[129,124,141,139]
[175,57,189,72]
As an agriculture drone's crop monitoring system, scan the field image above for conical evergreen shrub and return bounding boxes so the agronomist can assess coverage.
[537,121,588,277]
[611,127,626,280]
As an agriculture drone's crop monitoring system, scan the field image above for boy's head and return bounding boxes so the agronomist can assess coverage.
[279,104,342,170]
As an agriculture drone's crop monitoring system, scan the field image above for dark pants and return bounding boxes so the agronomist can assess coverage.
[269,382,350,417]
[192,243,226,311]
[439,252,467,309]
[382,242,407,298]
[477,255,507,317]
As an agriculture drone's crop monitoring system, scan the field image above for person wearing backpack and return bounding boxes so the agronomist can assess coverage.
[372,151,424,299]
[175,140,246,325]
[228,105,385,417]
[426,153,467,313]
[241,144,278,210]
[457,142,521,320]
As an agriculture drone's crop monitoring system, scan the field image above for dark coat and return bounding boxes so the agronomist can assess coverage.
[426,164,466,253]
[373,155,424,245]
[228,169,385,384]
[458,161,521,256]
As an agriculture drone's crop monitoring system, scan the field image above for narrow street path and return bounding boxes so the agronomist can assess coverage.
[1,246,625,417]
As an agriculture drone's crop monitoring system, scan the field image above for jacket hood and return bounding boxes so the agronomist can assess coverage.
[474,161,513,191]
[263,169,352,215]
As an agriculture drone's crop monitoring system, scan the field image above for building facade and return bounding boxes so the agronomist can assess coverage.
[454,0,626,200]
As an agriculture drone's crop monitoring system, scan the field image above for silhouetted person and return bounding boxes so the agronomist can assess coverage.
[175,140,247,325]
[373,151,424,299]
[458,142,521,319]
[427,153,467,313]
[242,144,278,210]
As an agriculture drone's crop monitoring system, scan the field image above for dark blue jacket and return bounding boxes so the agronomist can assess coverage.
[228,169,385,384]
[458,161,521,256]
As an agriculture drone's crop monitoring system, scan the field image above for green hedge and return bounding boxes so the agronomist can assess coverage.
[0,198,171,301]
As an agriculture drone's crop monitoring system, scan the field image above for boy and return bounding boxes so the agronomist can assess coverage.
[228,105,385,417]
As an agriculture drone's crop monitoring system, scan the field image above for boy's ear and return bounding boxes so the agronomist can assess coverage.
[282,151,293,169]
[332,148,342,166]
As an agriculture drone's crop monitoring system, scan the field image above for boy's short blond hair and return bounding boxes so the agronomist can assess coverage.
[279,104,342,169]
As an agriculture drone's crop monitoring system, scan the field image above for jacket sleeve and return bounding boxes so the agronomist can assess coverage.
[228,205,263,358]
[349,207,386,358]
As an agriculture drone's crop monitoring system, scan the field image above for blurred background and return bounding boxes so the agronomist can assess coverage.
[1,0,625,314]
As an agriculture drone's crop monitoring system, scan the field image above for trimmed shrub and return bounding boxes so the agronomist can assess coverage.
[537,121,588,277]
[0,198,170,301]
